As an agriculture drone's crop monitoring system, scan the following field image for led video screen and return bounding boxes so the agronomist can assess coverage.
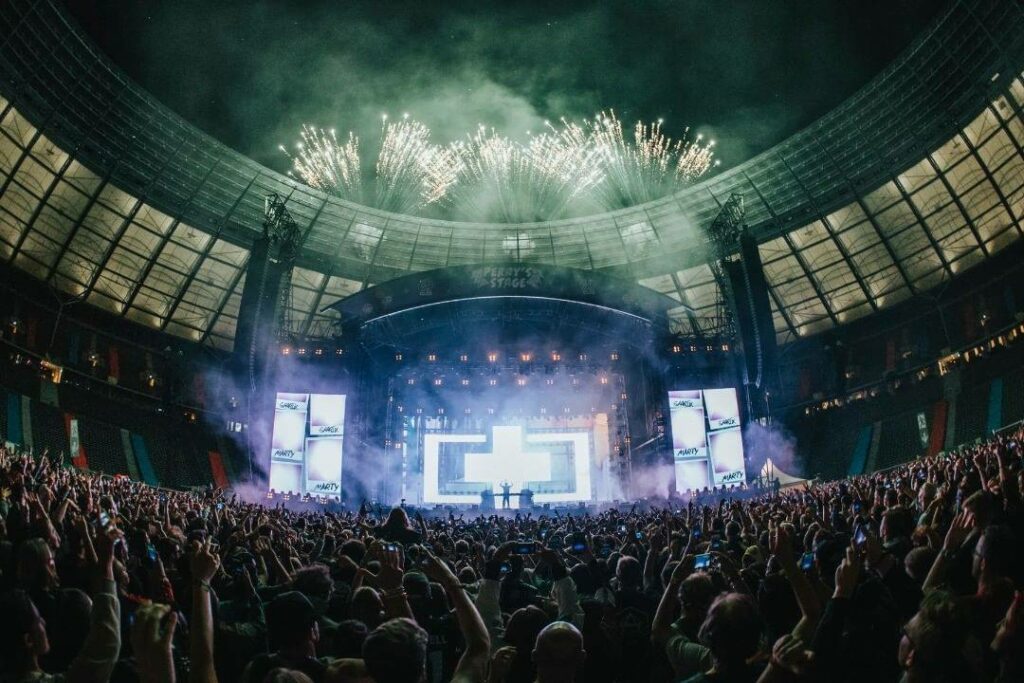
[668,387,746,492]
[268,392,346,497]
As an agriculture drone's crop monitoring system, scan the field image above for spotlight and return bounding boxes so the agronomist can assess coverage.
[395,353,403,361]
[488,353,498,363]
[551,352,561,361]
[428,353,437,362]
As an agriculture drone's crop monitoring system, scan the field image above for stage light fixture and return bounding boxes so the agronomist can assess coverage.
[428,353,437,362]
[314,348,323,356]
[461,378,470,386]
[460,354,469,362]
[579,353,588,361]
[599,376,609,384]
[282,346,292,355]
[551,352,561,361]
[298,348,307,355]
[407,378,416,385]
[610,353,619,361]
[517,377,527,386]
[488,352,498,362]
[672,345,681,353]
[433,378,443,385]
[546,378,555,385]
[521,353,532,362]
[489,378,498,386]
[395,353,403,361]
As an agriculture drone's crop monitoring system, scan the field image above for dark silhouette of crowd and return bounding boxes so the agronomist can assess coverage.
[1,424,1022,683]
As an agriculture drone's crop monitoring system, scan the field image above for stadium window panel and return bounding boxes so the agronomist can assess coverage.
[96,183,137,216]
[772,277,818,309]
[949,247,985,274]
[218,291,243,319]
[910,178,953,216]
[86,290,125,315]
[134,205,174,235]
[323,275,363,298]
[291,266,324,292]
[18,231,60,268]
[55,251,99,289]
[931,134,970,172]
[159,240,201,273]
[131,286,174,317]
[638,274,676,295]
[48,180,90,219]
[972,204,1014,243]
[3,182,42,223]
[102,246,146,282]
[60,159,103,196]
[32,205,75,246]
[207,239,248,267]
[1011,79,1024,107]
[121,223,163,256]
[182,280,227,311]
[14,155,55,196]
[788,221,831,249]
[924,201,968,241]
[825,202,868,232]
[0,107,36,147]
[687,282,719,309]
[91,271,133,307]
[12,251,50,280]
[169,222,210,252]
[675,264,716,288]
[888,224,934,261]
[81,202,123,240]
[288,286,318,314]
[619,221,659,261]
[848,242,895,278]
[835,221,879,254]
[210,315,238,340]
[206,335,234,351]
[863,265,904,298]
[30,133,69,173]
[962,107,1000,147]
[862,181,903,214]
[897,158,937,194]
[836,300,873,324]
[901,247,945,282]
[959,179,1001,221]
[977,130,1016,170]
[992,154,1024,196]
[66,226,111,264]
[944,155,985,194]
[801,239,843,271]
[763,255,804,285]
[912,267,947,292]
[143,263,189,297]
[124,307,163,329]
[170,301,215,330]
[876,285,912,309]
[0,130,20,175]
[758,236,790,263]
[937,228,980,263]
[163,321,203,341]
[813,261,857,293]
[873,200,918,237]
[986,226,1020,254]
[1007,116,1024,149]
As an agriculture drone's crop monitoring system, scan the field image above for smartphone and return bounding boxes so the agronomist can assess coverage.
[216,502,224,510]
[710,537,723,552]
[597,544,613,558]
[499,562,511,574]
[618,525,627,533]
[634,531,644,541]
[98,511,112,531]
[854,525,868,547]
[800,552,815,571]
[693,553,712,570]
[146,544,159,564]
[852,501,862,513]
[386,543,398,552]
[691,529,702,540]
[513,542,536,555]
[571,534,587,553]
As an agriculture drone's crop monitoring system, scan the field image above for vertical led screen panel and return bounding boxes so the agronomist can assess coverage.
[267,392,346,497]
[668,387,746,493]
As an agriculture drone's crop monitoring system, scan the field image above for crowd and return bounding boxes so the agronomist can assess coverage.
[1,424,1022,683]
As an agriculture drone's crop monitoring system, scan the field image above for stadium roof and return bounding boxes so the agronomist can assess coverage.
[1,0,1023,350]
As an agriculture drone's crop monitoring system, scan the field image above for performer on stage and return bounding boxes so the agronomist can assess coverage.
[500,480,512,509]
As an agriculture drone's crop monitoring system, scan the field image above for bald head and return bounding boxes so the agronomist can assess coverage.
[533,621,585,681]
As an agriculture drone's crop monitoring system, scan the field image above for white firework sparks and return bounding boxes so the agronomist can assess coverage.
[282,125,362,201]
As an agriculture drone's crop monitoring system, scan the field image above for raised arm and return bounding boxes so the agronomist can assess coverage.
[190,538,221,683]
[423,550,491,683]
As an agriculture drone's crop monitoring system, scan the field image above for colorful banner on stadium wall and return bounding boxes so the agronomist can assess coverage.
[64,414,89,469]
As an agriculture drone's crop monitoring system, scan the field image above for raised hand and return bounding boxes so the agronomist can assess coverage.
[833,543,861,598]
[191,538,221,584]
[943,509,975,552]
[130,602,178,683]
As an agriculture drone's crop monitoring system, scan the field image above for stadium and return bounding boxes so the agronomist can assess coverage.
[1,1,1024,681]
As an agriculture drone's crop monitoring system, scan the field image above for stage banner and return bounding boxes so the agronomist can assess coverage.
[268,460,302,494]
[703,388,741,431]
[275,393,309,412]
[270,410,306,462]
[709,428,745,485]
[669,390,707,459]
[675,459,711,491]
[309,394,346,436]
[304,437,343,497]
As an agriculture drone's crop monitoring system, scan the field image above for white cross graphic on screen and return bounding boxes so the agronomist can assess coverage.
[463,426,551,508]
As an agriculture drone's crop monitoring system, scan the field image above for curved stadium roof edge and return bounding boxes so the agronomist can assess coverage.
[1,0,1024,348]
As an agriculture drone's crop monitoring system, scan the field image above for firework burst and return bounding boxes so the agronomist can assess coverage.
[281,125,362,201]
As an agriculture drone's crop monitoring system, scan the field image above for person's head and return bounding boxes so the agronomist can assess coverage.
[904,546,938,584]
[505,605,551,651]
[973,524,1015,582]
[532,621,585,682]
[290,563,334,602]
[898,589,975,680]
[698,592,764,669]
[16,539,58,592]
[262,669,314,683]
[266,591,319,654]
[46,589,92,671]
[963,490,996,529]
[332,620,369,659]
[350,587,385,631]
[615,556,642,590]
[362,618,428,683]
[0,590,48,673]
[678,573,716,623]
[880,507,912,544]
[339,539,367,565]
[383,507,411,530]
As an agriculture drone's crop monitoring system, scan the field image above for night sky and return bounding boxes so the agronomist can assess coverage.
[67,0,942,173]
